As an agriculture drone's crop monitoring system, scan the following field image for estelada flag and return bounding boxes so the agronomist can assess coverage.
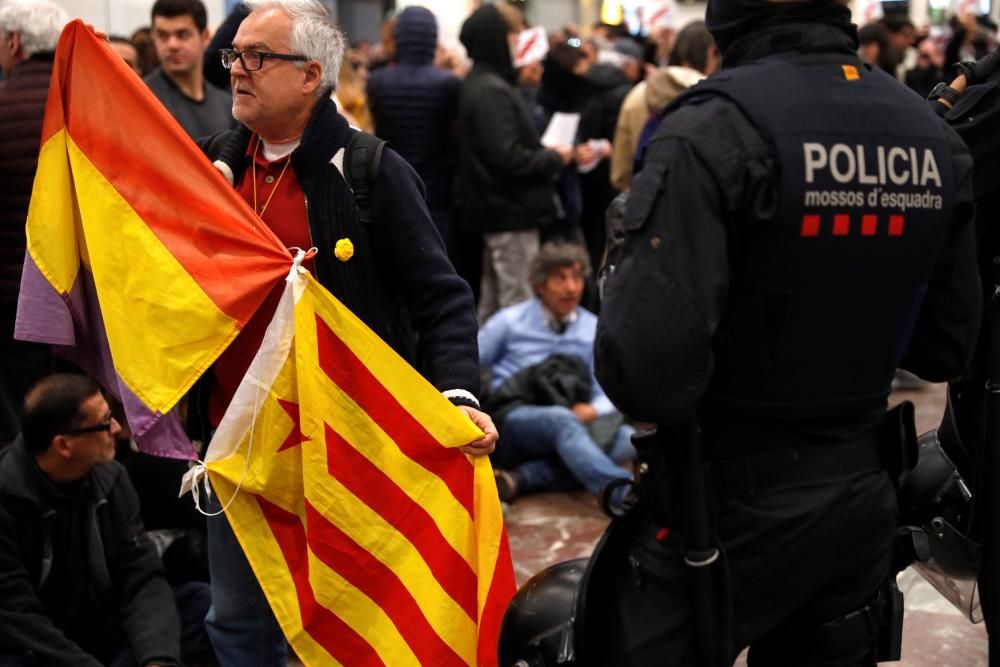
[15,21,291,459]
[197,267,516,666]
[642,0,676,31]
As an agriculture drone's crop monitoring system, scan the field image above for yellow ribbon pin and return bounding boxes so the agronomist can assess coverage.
[334,238,354,262]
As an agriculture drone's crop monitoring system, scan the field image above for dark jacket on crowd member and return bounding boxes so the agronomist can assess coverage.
[199,99,480,397]
[368,6,461,232]
[0,438,181,666]
[579,62,632,145]
[578,62,633,277]
[534,48,589,241]
[0,53,53,308]
[483,353,591,425]
[538,46,589,116]
[457,4,563,234]
[0,53,58,444]
[204,4,250,90]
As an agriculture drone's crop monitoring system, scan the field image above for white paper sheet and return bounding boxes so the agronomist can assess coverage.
[541,112,580,148]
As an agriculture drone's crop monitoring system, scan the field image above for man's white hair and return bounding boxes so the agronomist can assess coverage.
[243,0,345,95]
[0,0,70,58]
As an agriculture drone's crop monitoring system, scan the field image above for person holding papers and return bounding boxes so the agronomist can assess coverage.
[457,2,574,323]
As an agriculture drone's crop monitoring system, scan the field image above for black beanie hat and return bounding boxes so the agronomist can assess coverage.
[706,0,856,57]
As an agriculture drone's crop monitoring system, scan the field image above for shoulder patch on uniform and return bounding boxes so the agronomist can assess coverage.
[842,65,860,81]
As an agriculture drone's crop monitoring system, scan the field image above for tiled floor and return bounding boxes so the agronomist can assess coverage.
[503,383,989,665]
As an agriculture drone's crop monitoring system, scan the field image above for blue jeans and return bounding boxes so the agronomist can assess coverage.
[206,488,287,666]
[174,580,212,660]
[496,405,635,495]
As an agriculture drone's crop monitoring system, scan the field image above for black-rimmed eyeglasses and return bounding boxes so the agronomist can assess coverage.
[220,48,309,71]
[64,418,115,435]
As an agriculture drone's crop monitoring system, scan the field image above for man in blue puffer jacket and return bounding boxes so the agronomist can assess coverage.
[367,6,458,242]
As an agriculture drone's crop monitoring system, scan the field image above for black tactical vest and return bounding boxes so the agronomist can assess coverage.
[680,58,957,451]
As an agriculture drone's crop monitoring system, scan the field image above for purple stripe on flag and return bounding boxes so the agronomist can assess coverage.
[120,397,194,460]
[15,253,75,346]
[17,258,196,460]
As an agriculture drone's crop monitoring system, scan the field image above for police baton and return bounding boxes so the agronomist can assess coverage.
[671,422,729,667]
[985,257,1000,662]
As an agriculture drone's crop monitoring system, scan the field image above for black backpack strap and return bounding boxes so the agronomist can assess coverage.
[200,124,253,185]
[344,131,387,225]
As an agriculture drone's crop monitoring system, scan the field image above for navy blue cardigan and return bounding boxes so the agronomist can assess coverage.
[200,100,480,399]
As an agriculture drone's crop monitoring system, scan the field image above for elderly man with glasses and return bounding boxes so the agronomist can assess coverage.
[195,1,496,664]
[0,374,183,666]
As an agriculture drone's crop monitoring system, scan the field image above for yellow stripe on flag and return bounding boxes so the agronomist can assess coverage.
[206,273,512,666]
[210,476,345,667]
[473,456,506,624]
[306,371,477,564]
[306,470,479,658]
[301,278,483,449]
[305,551,423,667]
[25,129,80,293]
[62,134,241,412]
[293,294,477,564]
[214,360,306,515]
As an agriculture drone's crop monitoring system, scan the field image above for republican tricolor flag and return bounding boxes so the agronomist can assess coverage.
[15,21,291,459]
[196,267,515,666]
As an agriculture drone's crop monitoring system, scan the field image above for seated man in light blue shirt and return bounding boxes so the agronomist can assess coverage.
[480,242,635,504]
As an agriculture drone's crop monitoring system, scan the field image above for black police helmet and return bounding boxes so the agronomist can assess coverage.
[497,558,587,667]
[898,422,980,580]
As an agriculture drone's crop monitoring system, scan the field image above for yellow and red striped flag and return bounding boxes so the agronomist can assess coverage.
[202,268,515,666]
[15,21,291,458]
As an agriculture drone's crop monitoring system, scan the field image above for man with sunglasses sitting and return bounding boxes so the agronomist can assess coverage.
[0,374,181,666]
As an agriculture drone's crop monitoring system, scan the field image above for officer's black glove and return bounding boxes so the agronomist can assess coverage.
[954,49,1000,86]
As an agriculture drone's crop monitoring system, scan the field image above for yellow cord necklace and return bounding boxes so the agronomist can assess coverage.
[252,138,292,217]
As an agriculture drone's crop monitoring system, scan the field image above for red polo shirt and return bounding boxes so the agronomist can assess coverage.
[208,136,313,427]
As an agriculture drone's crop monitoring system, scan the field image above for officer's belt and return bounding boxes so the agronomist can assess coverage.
[707,433,882,500]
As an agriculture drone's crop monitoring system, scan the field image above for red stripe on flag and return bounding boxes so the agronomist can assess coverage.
[314,313,475,516]
[476,530,517,667]
[323,423,479,620]
[258,496,385,667]
[302,499,470,667]
[517,31,540,62]
[47,23,290,326]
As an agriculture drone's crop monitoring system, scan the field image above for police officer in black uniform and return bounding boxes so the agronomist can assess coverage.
[593,0,982,662]
[926,49,1000,660]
